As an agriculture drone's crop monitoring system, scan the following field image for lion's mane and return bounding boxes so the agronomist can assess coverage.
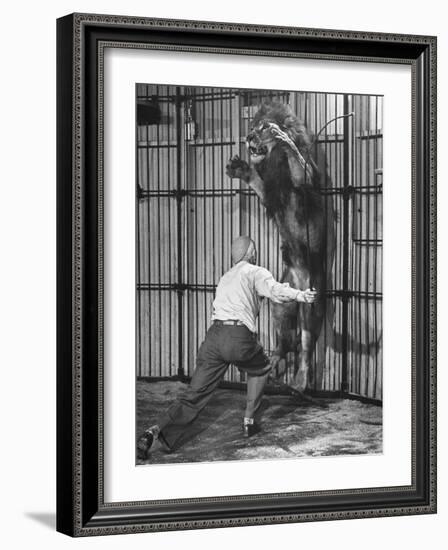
[251,100,313,152]
[251,100,322,222]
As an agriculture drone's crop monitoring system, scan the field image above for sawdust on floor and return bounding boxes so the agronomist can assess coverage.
[136,380,382,465]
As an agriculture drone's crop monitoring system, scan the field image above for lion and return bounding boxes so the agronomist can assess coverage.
[226,100,333,391]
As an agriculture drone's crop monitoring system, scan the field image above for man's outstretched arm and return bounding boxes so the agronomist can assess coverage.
[253,267,317,304]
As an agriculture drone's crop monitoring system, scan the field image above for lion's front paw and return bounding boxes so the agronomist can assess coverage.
[226,155,251,181]
[268,123,295,148]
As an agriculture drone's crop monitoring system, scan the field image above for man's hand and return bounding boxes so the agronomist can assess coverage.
[296,288,318,304]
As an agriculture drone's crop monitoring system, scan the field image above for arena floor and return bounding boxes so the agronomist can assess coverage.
[136,380,382,465]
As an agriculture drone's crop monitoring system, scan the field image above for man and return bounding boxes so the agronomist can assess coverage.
[137,236,317,459]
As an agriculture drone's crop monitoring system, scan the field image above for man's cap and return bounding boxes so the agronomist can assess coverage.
[231,236,255,264]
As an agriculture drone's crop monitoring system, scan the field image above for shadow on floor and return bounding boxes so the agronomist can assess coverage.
[25,512,56,530]
[136,380,382,465]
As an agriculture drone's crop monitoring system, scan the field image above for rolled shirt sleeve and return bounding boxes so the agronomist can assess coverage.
[253,267,300,303]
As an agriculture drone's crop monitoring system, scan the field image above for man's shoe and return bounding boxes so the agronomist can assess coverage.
[137,425,160,460]
[243,419,260,438]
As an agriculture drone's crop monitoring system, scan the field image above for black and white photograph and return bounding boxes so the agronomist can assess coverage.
[135,85,383,465]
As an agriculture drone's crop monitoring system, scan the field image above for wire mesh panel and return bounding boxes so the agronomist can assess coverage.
[136,84,180,377]
[348,95,383,398]
[136,84,383,401]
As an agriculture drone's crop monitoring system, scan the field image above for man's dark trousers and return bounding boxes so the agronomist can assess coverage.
[158,322,271,451]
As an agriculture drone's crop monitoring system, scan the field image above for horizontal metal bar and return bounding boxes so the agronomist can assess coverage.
[138,283,216,292]
[137,283,382,300]
[356,132,383,140]
[137,134,377,149]
[137,92,237,102]
[316,136,345,143]
[137,142,177,149]
[188,140,236,148]
[319,186,382,197]
[138,185,382,200]
[138,140,236,149]
[326,290,382,300]
[353,186,383,194]
[355,189,383,195]
[353,239,383,245]
[136,95,174,102]
[233,134,380,144]
[236,136,345,144]
[138,189,243,199]
[183,91,236,102]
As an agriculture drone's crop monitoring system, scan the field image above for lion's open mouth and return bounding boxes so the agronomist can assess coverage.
[248,143,268,158]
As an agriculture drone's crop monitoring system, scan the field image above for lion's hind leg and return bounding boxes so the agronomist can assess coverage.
[269,301,299,379]
[294,297,325,391]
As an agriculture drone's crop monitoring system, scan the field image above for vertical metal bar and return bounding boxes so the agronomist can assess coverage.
[155,85,163,376]
[175,86,184,379]
[220,89,225,276]
[256,94,262,338]
[183,87,190,378]
[349,95,356,393]
[313,94,320,386]
[247,90,252,240]
[180,86,186,379]
[211,88,216,284]
[229,90,234,244]
[238,91,243,239]
[334,93,339,391]
[136,86,142,377]
[364,96,371,396]
[184,87,190,375]
[202,89,207,340]
[266,93,272,354]
[304,91,308,130]
[357,97,364,395]
[350,95,357,394]
[321,93,328,392]
[166,86,172,374]
[326,93,334,390]
[145,85,152,377]
[341,94,351,394]
[373,95,380,398]
[194,88,199,370]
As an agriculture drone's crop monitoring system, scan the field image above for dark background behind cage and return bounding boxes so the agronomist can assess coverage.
[136,85,383,402]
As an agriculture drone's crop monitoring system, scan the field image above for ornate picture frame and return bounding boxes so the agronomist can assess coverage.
[56,13,437,536]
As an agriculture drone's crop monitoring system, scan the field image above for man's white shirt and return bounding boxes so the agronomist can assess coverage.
[211,261,300,332]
